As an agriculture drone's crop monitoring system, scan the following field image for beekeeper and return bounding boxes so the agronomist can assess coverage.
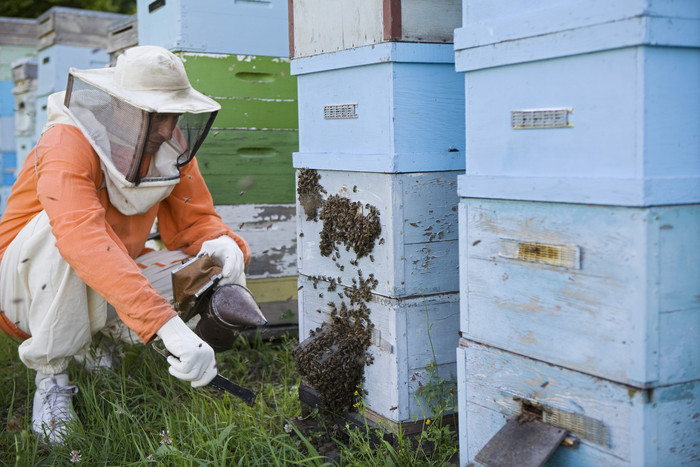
[0,46,250,445]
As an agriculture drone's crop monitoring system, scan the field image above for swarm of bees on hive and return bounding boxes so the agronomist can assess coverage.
[294,169,382,414]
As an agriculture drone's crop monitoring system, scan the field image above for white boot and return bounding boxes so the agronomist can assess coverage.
[32,372,78,445]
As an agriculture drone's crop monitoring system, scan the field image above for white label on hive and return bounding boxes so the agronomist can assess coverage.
[324,104,358,119]
[511,108,573,129]
[499,239,581,269]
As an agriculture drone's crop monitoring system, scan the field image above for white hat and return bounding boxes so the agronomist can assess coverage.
[68,45,220,114]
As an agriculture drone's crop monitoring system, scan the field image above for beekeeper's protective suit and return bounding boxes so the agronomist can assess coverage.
[0,46,250,445]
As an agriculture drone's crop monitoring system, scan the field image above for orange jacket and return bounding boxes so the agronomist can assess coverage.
[0,124,250,343]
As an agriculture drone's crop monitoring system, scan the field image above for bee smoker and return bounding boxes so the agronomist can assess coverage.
[193,283,267,352]
[171,255,267,352]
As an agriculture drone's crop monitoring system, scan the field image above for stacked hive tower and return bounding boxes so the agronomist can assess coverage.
[0,17,37,214]
[291,0,465,429]
[454,1,700,465]
[136,0,300,334]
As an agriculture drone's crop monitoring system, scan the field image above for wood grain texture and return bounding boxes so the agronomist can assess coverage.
[459,198,700,387]
[297,169,460,298]
[457,342,700,466]
[298,274,459,423]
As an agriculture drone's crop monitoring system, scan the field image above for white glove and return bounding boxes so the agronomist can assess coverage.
[198,235,246,286]
[156,316,217,387]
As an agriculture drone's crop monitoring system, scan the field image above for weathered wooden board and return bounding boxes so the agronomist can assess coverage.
[0,18,37,48]
[297,169,460,299]
[37,7,126,51]
[11,56,37,92]
[293,45,465,173]
[107,15,138,63]
[290,0,461,58]
[12,91,37,138]
[457,341,700,467]
[215,203,297,279]
[456,0,700,51]
[197,129,297,205]
[136,0,290,57]
[0,45,36,82]
[298,274,459,423]
[459,198,700,388]
[456,45,700,206]
[37,44,110,95]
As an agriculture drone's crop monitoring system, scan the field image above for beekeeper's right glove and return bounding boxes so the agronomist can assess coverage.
[156,316,217,387]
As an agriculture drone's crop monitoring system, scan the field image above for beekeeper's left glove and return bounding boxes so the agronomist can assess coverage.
[198,235,246,286]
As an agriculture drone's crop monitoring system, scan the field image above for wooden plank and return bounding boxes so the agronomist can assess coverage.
[37,7,127,51]
[197,129,297,205]
[461,198,700,387]
[458,340,700,466]
[0,18,37,47]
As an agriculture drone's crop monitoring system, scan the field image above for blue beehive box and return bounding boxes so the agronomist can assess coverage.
[297,169,461,298]
[457,340,700,467]
[292,43,465,173]
[300,275,459,424]
[459,197,700,389]
[136,0,290,57]
[37,45,110,96]
[454,3,700,207]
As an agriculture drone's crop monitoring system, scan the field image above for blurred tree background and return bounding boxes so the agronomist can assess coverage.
[0,0,136,18]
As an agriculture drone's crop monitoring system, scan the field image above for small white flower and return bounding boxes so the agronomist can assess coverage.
[284,423,292,433]
[70,450,81,463]
[160,429,172,445]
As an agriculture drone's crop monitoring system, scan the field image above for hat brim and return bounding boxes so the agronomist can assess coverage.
[69,67,221,114]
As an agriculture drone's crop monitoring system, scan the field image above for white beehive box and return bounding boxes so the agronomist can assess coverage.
[299,274,459,424]
[297,169,460,299]
[454,6,700,207]
[290,0,461,58]
[136,0,289,57]
[292,43,465,173]
[457,340,700,467]
[459,197,700,388]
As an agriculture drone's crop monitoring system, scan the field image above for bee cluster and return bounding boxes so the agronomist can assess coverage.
[297,168,326,221]
[294,170,382,414]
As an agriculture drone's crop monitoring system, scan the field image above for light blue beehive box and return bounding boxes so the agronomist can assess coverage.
[454,0,700,207]
[136,0,290,57]
[292,43,465,173]
[12,57,38,173]
[454,1,700,465]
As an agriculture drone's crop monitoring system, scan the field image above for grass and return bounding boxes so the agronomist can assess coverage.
[0,331,458,466]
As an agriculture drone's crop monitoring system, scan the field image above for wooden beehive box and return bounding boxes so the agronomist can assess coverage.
[37,45,110,96]
[107,14,138,65]
[36,7,126,52]
[0,17,37,48]
[215,204,298,332]
[136,0,290,57]
[459,198,700,388]
[297,169,460,299]
[290,0,461,58]
[454,4,700,207]
[457,340,700,466]
[293,43,464,173]
[177,52,298,205]
[299,274,459,424]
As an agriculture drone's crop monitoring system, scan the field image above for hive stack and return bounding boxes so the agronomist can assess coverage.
[0,17,36,213]
[107,14,138,66]
[292,0,464,428]
[33,7,126,151]
[136,0,300,334]
[453,1,700,465]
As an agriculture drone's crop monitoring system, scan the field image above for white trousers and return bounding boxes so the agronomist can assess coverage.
[0,211,188,374]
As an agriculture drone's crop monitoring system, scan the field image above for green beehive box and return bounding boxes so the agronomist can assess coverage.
[176,52,298,204]
[197,128,298,205]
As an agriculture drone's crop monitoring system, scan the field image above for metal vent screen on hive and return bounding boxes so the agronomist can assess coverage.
[324,104,358,119]
[511,108,572,129]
